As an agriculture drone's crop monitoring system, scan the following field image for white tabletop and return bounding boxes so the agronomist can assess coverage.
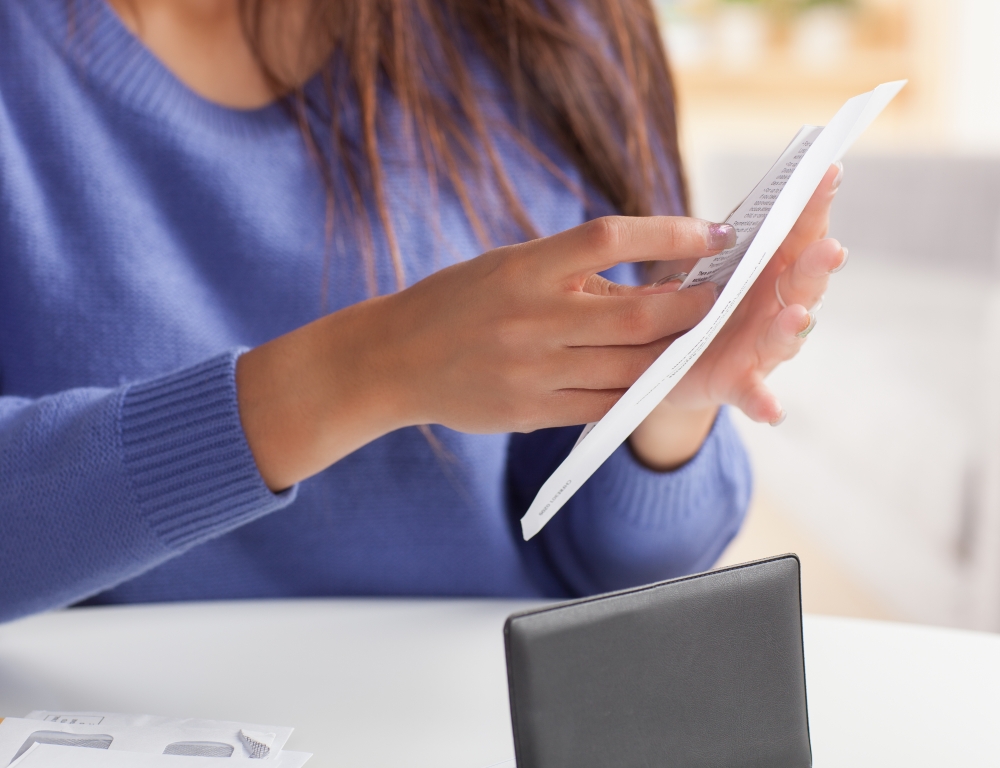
[0,600,998,768]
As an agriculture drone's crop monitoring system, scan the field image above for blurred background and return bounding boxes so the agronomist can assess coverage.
[652,0,1000,631]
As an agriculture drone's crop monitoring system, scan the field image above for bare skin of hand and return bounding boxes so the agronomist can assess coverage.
[631,162,846,468]
[237,217,733,490]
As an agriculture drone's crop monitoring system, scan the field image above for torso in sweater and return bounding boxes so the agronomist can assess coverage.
[0,0,751,620]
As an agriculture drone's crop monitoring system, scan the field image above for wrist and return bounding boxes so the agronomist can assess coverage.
[319,293,419,433]
[236,295,413,490]
[628,402,718,471]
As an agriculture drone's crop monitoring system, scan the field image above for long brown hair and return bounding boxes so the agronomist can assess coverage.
[238,0,687,296]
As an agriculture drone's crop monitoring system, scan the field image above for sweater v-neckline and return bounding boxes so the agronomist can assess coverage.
[22,0,301,139]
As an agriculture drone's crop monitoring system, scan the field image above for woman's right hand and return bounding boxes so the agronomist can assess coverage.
[237,216,735,490]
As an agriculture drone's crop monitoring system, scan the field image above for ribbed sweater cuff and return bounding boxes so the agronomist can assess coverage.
[536,407,752,596]
[119,349,296,550]
[581,406,748,530]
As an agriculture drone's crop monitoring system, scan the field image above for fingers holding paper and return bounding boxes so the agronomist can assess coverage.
[663,232,846,427]
[734,303,815,424]
[774,162,842,270]
[524,85,907,536]
[658,160,848,429]
[739,237,847,423]
[384,216,729,435]
[775,236,845,311]
[539,215,737,284]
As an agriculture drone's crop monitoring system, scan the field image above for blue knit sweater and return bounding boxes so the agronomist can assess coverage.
[0,0,752,624]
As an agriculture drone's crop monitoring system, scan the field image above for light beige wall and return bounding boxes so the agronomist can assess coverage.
[661,0,995,181]
[951,0,1000,152]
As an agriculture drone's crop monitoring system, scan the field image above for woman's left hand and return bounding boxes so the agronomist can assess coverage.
[630,163,846,468]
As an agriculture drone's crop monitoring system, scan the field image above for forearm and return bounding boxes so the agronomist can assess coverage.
[0,353,291,623]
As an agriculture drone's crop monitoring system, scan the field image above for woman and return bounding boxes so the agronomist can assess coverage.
[0,0,844,622]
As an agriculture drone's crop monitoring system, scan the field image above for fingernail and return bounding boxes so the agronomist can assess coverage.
[796,312,817,339]
[653,272,688,287]
[832,161,844,191]
[707,222,737,250]
[829,246,849,273]
[770,410,787,427]
[709,282,721,300]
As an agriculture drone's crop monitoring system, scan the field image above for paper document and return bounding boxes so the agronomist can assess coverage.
[26,713,289,746]
[11,744,312,768]
[521,80,906,541]
[678,126,823,291]
[0,716,297,764]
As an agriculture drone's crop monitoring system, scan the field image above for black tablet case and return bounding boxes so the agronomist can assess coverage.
[504,555,810,768]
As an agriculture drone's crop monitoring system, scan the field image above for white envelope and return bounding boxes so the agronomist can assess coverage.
[520,80,908,540]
